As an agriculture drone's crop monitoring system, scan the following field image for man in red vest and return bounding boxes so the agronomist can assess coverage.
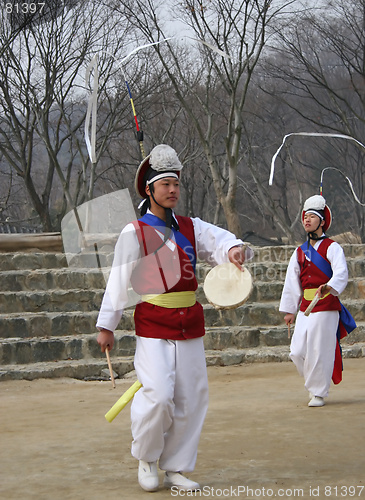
[280,195,355,407]
[96,145,253,492]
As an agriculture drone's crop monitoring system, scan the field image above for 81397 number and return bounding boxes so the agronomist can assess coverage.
[5,3,45,14]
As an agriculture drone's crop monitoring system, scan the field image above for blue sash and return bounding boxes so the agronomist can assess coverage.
[139,213,197,272]
[300,242,333,278]
[299,241,356,335]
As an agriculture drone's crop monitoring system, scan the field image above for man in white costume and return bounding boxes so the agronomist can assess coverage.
[96,145,253,491]
[279,195,355,407]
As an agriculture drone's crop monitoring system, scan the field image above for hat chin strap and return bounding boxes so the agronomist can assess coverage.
[148,190,180,249]
[308,232,326,241]
[307,219,326,242]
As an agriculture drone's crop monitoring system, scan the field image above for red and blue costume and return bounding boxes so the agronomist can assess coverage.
[280,236,356,397]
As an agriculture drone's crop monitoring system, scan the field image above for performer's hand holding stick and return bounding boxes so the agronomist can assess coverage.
[105,347,116,389]
[284,314,294,337]
[304,285,328,317]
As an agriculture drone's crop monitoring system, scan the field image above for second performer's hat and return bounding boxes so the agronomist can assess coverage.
[302,195,332,232]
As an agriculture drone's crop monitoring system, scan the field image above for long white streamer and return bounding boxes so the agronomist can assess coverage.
[269,132,365,186]
[321,167,365,207]
[84,41,171,165]
[84,37,228,165]
[119,38,172,65]
[188,37,231,59]
[85,54,98,164]
[102,38,173,90]
[115,36,228,69]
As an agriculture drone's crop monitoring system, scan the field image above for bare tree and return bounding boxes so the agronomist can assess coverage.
[107,0,297,235]
[0,0,133,231]
[264,0,365,241]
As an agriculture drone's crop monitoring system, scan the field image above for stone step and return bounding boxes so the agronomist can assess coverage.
[0,244,363,380]
[246,258,365,281]
[0,243,362,272]
[0,356,136,382]
[1,342,364,382]
[0,326,272,366]
[247,278,365,302]
[0,331,136,365]
[250,244,364,261]
[1,299,364,340]
[202,299,365,329]
[0,289,105,314]
[0,276,364,316]
[0,251,116,271]
[0,310,132,339]
[1,260,364,293]
[0,252,68,271]
[1,322,364,367]
[0,268,107,292]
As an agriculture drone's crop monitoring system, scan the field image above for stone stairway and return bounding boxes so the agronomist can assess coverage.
[0,244,364,381]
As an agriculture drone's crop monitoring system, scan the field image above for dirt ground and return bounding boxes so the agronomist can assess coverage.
[1,358,364,500]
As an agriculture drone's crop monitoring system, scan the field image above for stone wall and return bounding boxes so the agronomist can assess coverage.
[0,244,364,380]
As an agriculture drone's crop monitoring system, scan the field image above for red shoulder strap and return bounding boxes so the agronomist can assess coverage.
[316,238,334,260]
[176,216,196,254]
[132,220,148,256]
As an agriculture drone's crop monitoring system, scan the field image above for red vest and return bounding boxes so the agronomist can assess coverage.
[131,215,205,340]
[297,238,341,313]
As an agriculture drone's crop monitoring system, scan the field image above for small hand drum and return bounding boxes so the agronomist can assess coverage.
[203,262,253,310]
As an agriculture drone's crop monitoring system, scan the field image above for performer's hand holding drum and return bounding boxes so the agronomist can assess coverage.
[203,262,253,310]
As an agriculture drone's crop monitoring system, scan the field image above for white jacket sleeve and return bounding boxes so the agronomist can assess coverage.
[96,223,140,332]
[326,242,348,296]
[192,217,254,266]
[279,249,303,314]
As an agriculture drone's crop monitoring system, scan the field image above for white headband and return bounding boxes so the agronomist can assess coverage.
[304,209,324,220]
[146,172,179,185]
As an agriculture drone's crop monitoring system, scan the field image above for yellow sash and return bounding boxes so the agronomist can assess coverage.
[303,288,330,301]
[141,291,196,308]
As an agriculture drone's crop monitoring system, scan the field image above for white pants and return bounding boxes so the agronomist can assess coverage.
[130,336,209,472]
[290,311,339,398]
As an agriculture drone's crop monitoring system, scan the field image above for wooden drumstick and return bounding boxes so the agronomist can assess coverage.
[105,347,116,389]
[304,285,328,317]
[304,294,320,316]
[288,323,291,338]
